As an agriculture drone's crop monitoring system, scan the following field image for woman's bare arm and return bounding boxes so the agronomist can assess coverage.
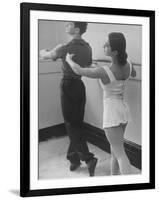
[66,53,110,83]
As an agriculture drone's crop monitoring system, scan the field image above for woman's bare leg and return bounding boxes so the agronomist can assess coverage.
[105,124,131,175]
[110,147,120,175]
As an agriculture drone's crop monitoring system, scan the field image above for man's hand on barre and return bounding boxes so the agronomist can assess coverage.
[39,49,51,60]
[39,44,66,60]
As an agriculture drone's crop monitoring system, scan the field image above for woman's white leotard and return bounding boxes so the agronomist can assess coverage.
[99,62,132,128]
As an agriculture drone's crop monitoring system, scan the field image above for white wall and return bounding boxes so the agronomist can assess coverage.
[39,20,68,49]
[38,21,67,128]
[83,23,142,63]
[39,61,64,129]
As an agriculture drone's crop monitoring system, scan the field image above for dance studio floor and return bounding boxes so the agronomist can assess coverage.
[39,136,141,179]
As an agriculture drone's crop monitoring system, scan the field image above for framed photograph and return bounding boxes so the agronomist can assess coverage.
[20,2,155,197]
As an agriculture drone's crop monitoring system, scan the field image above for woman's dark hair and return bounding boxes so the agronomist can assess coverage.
[74,22,88,35]
[108,32,128,66]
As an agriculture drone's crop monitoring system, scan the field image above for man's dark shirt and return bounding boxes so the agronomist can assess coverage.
[54,38,92,78]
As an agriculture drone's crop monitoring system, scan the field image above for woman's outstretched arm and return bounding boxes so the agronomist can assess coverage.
[66,53,109,81]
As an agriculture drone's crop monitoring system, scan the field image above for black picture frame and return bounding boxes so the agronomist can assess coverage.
[20,2,155,197]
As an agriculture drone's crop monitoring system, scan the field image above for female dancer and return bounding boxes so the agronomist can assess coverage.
[65,32,136,175]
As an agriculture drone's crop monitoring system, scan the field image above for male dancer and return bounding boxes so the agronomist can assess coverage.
[40,21,98,176]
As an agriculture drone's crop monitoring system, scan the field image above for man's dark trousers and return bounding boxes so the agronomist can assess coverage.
[60,77,94,165]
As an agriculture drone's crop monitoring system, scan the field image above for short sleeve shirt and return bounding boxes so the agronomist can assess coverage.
[55,38,92,78]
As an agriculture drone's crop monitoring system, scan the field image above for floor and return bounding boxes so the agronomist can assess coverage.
[39,136,141,179]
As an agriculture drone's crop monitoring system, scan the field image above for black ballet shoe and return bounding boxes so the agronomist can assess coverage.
[70,162,81,171]
[87,157,98,177]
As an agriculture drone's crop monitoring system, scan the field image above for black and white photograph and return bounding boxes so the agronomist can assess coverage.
[38,20,141,179]
[20,3,155,197]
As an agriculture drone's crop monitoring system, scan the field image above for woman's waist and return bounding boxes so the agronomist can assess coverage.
[103,92,124,100]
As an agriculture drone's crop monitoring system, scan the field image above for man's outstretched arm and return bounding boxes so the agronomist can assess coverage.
[39,44,65,61]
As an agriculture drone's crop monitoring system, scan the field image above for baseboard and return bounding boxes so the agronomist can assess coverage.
[39,123,66,142]
[39,123,141,169]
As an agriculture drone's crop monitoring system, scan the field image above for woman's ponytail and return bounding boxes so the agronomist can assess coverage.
[118,51,127,66]
[108,32,128,66]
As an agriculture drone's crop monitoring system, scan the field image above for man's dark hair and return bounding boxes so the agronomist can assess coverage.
[74,22,88,35]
